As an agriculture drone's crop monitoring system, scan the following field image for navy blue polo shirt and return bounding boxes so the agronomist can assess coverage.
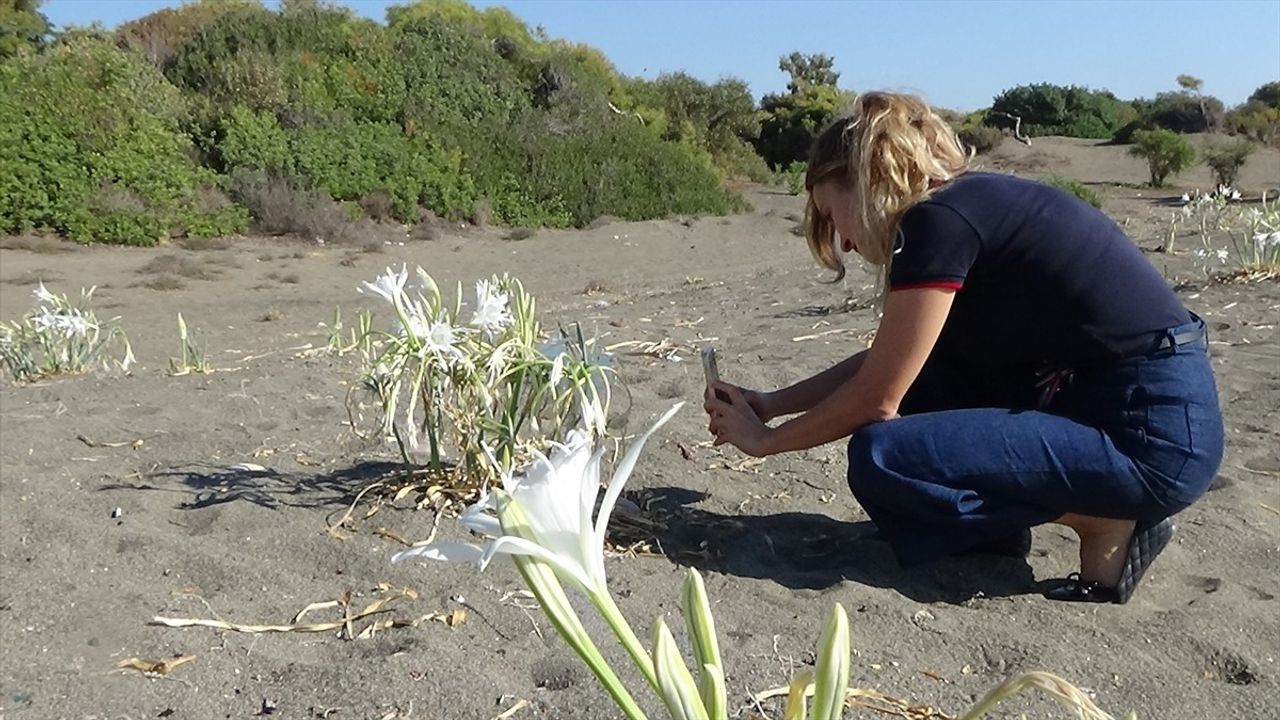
[890,172,1190,371]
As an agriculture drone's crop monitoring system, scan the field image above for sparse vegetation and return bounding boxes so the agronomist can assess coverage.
[0,283,134,382]
[1044,177,1102,209]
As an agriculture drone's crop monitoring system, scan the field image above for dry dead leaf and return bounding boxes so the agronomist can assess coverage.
[116,655,195,677]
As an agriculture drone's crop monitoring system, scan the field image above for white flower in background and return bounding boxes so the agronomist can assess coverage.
[422,319,464,365]
[394,403,682,592]
[1231,189,1243,201]
[1215,249,1230,262]
[485,344,508,382]
[1193,248,1208,259]
[1254,232,1280,250]
[549,352,567,389]
[33,282,57,305]
[359,265,409,305]
[1180,193,1190,203]
[470,279,513,338]
[33,308,58,334]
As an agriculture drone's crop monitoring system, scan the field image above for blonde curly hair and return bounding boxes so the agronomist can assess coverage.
[804,92,971,283]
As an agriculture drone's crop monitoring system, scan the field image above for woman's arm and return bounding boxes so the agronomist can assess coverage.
[708,287,955,456]
[763,350,868,419]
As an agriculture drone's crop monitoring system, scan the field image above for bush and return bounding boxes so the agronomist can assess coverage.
[778,162,805,195]
[0,0,49,58]
[1044,176,1102,209]
[229,171,368,243]
[1248,81,1280,110]
[289,120,477,222]
[1203,139,1254,188]
[511,118,742,227]
[217,105,294,174]
[1129,129,1196,187]
[958,125,1004,155]
[1225,100,1280,147]
[0,36,247,244]
[990,83,1133,138]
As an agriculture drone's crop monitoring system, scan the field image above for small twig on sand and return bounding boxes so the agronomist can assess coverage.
[489,699,530,720]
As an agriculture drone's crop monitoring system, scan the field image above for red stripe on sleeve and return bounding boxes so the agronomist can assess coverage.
[889,280,964,292]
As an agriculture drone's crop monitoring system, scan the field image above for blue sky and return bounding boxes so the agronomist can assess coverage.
[42,0,1280,111]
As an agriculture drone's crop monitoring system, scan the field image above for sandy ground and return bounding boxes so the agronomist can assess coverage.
[1,137,1278,720]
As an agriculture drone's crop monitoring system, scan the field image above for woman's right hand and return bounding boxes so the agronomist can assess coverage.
[704,382,775,423]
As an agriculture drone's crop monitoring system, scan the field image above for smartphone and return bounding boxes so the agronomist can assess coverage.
[700,345,719,386]
[701,346,730,401]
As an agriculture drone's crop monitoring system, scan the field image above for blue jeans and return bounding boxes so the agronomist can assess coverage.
[847,317,1224,567]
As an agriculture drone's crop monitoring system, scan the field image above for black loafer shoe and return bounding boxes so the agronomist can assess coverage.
[1044,573,1120,603]
[1043,518,1176,605]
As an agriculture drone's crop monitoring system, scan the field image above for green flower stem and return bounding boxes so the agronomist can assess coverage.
[589,586,659,693]
[513,558,648,720]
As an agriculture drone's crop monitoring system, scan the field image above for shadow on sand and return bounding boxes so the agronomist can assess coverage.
[623,486,1039,605]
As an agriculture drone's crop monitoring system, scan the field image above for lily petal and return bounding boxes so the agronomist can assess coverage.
[595,403,684,553]
[480,535,596,590]
[392,541,485,565]
[460,499,501,538]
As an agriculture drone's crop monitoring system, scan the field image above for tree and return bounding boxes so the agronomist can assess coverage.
[0,0,50,58]
[1128,129,1196,187]
[1248,81,1280,110]
[756,84,853,169]
[779,51,838,94]
[1176,74,1213,132]
[754,51,850,169]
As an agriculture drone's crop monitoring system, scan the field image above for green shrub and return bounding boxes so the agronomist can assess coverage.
[1203,139,1254,188]
[958,125,1004,155]
[1225,100,1280,147]
[1248,81,1280,110]
[778,161,806,195]
[1129,129,1196,187]
[217,105,294,174]
[1044,176,1102,209]
[116,0,252,68]
[290,120,477,222]
[0,36,246,244]
[990,83,1134,138]
[0,0,49,58]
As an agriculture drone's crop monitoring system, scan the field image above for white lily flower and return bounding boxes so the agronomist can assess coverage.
[33,282,57,305]
[549,352,567,389]
[394,403,683,593]
[33,308,58,334]
[359,264,409,305]
[56,311,93,339]
[470,279,513,338]
[486,343,508,382]
[421,319,464,366]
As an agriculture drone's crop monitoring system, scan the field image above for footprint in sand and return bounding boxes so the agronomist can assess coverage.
[1201,648,1259,686]
[1182,574,1223,594]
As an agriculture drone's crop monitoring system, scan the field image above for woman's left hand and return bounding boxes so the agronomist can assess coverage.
[706,381,774,457]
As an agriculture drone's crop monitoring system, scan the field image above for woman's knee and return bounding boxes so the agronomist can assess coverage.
[846,423,891,497]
